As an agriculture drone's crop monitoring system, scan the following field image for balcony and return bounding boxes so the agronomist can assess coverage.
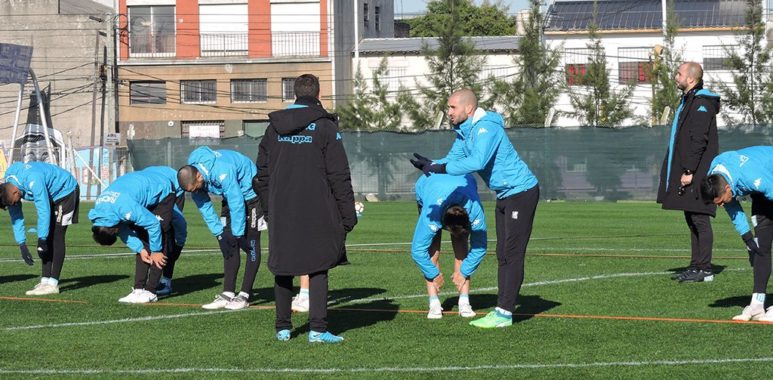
[272,31,320,57]
[201,33,248,57]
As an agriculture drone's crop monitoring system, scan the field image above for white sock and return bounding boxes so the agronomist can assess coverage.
[429,295,440,308]
[299,288,309,298]
[458,294,470,305]
[223,291,236,298]
[752,293,766,306]
[47,278,59,286]
[40,277,50,285]
[238,291,250,300]
[495,307,512,316]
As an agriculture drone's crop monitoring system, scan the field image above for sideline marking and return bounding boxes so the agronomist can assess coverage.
[2,357,773,374]
[4,310,236,331]
[0,296,87,304]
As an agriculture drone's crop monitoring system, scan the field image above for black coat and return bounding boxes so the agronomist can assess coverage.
[254,97,357,276]
[656,84,719,216]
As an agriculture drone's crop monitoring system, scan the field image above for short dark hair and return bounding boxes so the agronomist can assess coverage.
[0,183,9,210]
[92,225,119,246]
[177,165,199,191]
[443,205,471,237]
[700,174,727,204]
[294,74,320,98]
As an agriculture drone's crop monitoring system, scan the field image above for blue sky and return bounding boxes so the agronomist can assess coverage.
[396,0,533,16]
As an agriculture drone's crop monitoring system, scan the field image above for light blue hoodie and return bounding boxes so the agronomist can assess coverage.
[437,108,538,199]
[137,166,187,246]
[411,173,487,280]
[187,147,257,237]
[4,162,78,244]
[88,168,183,253]
[708,146,773,236]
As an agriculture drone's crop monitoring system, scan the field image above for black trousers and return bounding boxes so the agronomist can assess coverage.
[495,185,539,313]
[275,270,328,332]
[162,195,185,279]
[42,187,80,280]
[133,193,175,292]
[751,194,773,293]
[220,198,262,294]
[684,211,713,271]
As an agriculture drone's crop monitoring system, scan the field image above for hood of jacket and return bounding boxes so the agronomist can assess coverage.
[268,97,336,135]
[695,87,721,113]
[88,204,118,228]
[188,146,219,180]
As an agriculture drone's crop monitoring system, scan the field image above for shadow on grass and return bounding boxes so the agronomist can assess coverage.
[58,275,129,291]
[0,274,37,285]
[666,264,727,275]
[168,273,222,298]
[329,299,399,334]
[709,295,750,309]
[459,294,561,323]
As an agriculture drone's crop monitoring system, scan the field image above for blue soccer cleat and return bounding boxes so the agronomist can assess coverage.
[276,329,291,341]
[308,331,344,344]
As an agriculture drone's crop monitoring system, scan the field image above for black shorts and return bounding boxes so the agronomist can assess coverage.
[53,186,80,226]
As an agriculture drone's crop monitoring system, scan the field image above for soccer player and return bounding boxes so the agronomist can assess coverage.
[88,166,186,304]
[412,88,539,328]
[411,173,487,319]
[700,146,773,321]
[254,73,356,343]
[0,161,79,295]
[178,147,264,310]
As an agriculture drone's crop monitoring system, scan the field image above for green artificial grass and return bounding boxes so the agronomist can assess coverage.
[1,201,772,379]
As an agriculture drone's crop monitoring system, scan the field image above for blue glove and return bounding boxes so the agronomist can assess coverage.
[19,244,34,266]
[37,238,49,260]
[742,232,759,267]
[217,231,238,259]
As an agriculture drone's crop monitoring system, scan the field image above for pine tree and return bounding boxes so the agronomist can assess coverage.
[337,60,402,130]
[566,2,634,127]
[401,0,484,130]
[650,3,682,125]
[715,0,772,126]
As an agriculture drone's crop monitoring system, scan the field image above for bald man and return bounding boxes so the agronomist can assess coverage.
[411,88,539,328]
[656,62,721,283]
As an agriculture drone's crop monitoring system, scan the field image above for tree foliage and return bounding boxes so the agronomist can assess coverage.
[486,0,561,126]
[715,0,773,126]
[650,3,682,126]
[566,3,634,127]
[407,0,516,37]
[336,60,403,130]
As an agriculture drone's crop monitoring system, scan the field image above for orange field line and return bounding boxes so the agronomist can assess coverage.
[0,296,88,304]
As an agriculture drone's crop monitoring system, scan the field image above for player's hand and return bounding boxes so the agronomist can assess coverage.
[432,273,445,292]
[423,163,447,176]
[149,252,167,269]
[452,271,468,292]
[19,244,34,266]
[217,232,238,259]
[743,232,759,267]
[410,153,431,171]
[36,238,49,259]
[680,173,693,186]
[139,249,152,264]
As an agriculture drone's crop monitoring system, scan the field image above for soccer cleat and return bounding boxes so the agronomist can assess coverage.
[732,304,766,321]
[276,329,291,341]
[291,295,310,313]
[459,303,476,318]
[469,310,513,328]
[118,289,144,304]
[133,290,158,304]
[427,304,443,319]
[202,293,233,310]
[759,307,773,323]
[25,283,59,296]
[677,269,714,283]
[225,294,250,310]
[156,282,172,297]
[308,331,344,344]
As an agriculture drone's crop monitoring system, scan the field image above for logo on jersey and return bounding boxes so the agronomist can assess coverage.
[28,180,35,189]
[754,178,762,189]
[124,212,132,221]
[97,191,120,204]
[478,128,488,135]
[429,223,440,232]
[278,135,313,144]
[219,173,227,182]
[697,105,708,112]
[739,155,749,167]
[472,218,481,226]
[306,123,316,131]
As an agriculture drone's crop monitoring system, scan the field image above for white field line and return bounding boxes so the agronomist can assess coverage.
[4,309,238,331]
[2,357,773,374]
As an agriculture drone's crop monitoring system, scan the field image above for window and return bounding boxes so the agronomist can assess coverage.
[703,45,735,71]
[564,48,591,86]
[129,5,175,56]
[200,4,248,56]
[181,80,217,104]
[618,47,652,84]
[282,78,295,102]
[375,6,381,32]
[270,2,321,57]
[130,81,166,104]
[363,3,369,28]
[231,79,267,103]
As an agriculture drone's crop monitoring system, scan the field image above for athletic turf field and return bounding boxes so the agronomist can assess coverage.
[1,201,772,378]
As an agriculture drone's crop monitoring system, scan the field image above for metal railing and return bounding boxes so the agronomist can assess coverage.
[200,33,248,57]
[271,31,320,57]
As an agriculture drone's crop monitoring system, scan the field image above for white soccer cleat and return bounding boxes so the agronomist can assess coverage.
[759,306,773,323]
[202,293,232,310]
[225,294,250,310]
[25,282,46,296]
[459,302,476,318]
[732,304,766,321]
[427,304,443,319]
[132,290,158,304]
[26,282,59,296]
[291,295,309,313]
[118,289,144,304]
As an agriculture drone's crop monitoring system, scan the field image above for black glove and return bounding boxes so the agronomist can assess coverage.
[742,232,759,267]
[217,230,238,259]
[19,244,34,266]
[423,163,447,176]
[236,236,252,253]
[36,238,49,260]
[409,153,431,171]
[251,174,260,195]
